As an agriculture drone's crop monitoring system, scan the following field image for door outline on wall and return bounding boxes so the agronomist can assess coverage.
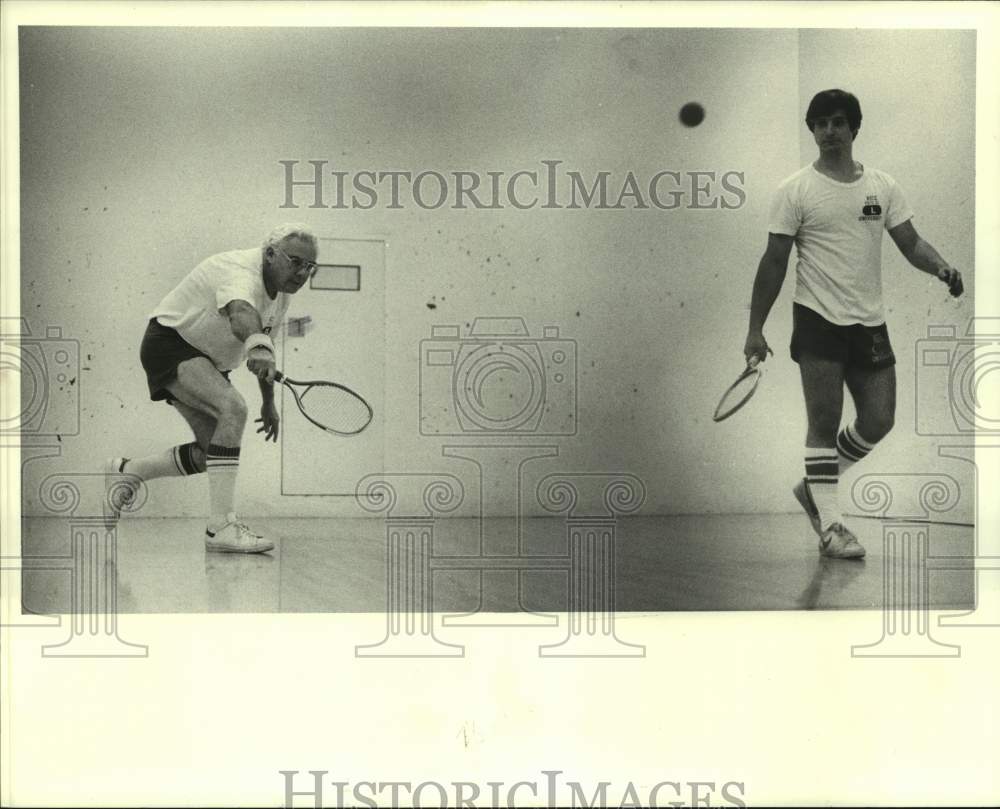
[280,236,386,496]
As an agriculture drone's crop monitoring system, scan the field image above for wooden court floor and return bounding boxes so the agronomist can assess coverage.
[19,513,974,615]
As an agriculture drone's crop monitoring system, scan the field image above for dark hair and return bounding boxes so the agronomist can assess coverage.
[805,89,862,136]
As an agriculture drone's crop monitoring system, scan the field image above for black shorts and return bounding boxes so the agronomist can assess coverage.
[790,303,896,370]
[140,318,230,403]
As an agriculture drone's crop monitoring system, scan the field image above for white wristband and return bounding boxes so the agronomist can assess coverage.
[244,333,275,356]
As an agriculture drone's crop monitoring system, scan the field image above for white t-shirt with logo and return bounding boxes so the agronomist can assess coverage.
[769,164,913,326]
[151,248,289,371]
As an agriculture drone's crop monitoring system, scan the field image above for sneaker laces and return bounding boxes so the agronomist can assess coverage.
[832,523,862,547]
[236,522,262,542]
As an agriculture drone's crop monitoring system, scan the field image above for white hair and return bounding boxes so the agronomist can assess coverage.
[263,223,318,251]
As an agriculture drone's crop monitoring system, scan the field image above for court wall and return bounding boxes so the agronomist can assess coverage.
[16,27,975,522]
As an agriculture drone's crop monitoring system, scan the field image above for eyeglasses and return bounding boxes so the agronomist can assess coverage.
[274,244,318,277]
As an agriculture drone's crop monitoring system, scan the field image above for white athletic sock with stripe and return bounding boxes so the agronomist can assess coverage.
[206,443,241,530]
[837,422,878,475]
[805,447,841,531]
[123,443,202,481]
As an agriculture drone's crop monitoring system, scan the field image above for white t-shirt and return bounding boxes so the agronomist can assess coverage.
[769,164,913,326]
[151,248,290,371]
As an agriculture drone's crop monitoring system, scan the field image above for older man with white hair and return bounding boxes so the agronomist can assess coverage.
[104,224,319,553]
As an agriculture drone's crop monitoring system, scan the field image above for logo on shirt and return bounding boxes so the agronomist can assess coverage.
[859,194,883,222]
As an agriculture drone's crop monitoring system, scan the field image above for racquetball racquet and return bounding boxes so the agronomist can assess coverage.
[712,356,764,422]
[275,371,373,436]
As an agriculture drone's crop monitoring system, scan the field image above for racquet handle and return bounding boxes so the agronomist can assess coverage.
[746,346,773,369]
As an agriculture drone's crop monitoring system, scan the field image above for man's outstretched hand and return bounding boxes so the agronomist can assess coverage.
[256,401,279,442]
[938,266,964,298]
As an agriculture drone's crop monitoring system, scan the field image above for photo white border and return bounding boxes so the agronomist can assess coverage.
[2,2,998,806]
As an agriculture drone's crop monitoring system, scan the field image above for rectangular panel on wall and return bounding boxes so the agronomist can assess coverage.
[280,237,385,496]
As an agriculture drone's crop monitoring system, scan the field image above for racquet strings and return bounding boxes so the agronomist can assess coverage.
[714,368,760,421]
[298,384,372,434]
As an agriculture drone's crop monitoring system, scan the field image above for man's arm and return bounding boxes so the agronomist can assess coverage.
[255,373,279,442]
[257,374,275,402]
[223,298,267,341]
[223,299,277,384]
[744,233,794,363]
[888,219,964,297]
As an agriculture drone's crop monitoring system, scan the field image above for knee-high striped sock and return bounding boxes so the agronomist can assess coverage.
[206,444,241,528]
[122,443,203,480]
[837,422,877,475]
[805,447,841,531]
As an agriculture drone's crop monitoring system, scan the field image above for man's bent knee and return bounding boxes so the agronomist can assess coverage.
[859,413,894,443]
[217,391,248,426]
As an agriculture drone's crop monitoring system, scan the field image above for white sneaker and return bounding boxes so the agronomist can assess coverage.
[205,516,274,554]
[102,457,137,530]
[819,522,866,559]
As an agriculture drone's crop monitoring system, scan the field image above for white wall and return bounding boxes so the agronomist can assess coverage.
[16,27,974,521]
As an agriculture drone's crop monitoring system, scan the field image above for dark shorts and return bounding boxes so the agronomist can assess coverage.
[790,303,896,370]
[140,318,230,403]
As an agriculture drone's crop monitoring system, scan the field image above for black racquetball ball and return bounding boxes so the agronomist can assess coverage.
[679,102,705,127]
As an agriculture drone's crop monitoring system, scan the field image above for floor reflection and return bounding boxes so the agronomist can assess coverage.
[797,556,868,610]
[19,514,974,614]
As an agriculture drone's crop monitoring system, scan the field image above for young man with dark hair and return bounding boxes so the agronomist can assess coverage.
[744,89,964,558]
